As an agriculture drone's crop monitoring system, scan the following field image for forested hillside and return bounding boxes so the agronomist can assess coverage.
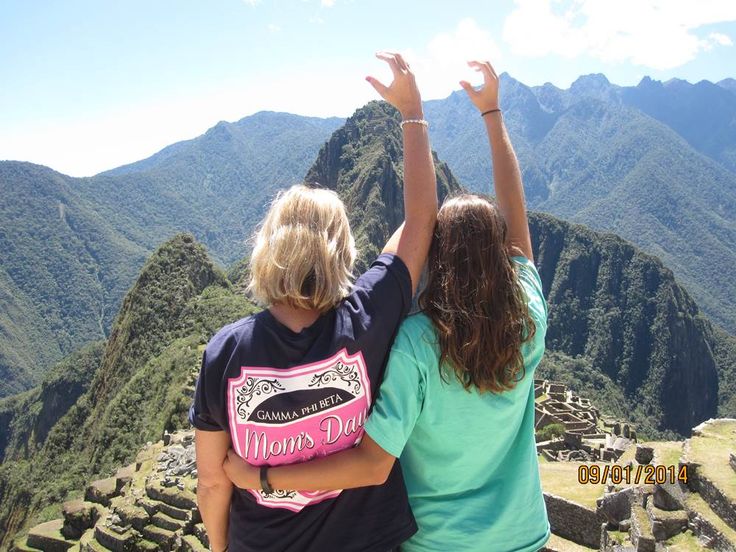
[0,112,341,398]
[424,75,736,333]
[0,235,257,548]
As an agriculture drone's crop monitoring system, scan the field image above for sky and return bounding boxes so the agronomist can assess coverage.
[1,0,735,176]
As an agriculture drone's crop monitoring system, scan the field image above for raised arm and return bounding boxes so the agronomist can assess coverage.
[368,52,438,293]
[460,61,533,262]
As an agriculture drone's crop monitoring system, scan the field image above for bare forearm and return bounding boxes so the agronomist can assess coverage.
[268,446,391,491]
[484,113,532,258]
[198,482,232,551]
[402,112,438,226]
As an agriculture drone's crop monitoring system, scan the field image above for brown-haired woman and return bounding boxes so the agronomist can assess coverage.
[224,60,550,552]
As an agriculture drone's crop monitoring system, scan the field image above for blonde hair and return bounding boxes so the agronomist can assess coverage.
[248,185,357,312]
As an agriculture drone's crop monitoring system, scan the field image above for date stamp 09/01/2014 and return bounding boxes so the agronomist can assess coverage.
[577,463,688,485]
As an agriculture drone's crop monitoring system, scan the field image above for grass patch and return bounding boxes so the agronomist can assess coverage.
[545,532,598,551]
[664,531,705,552]
[539,462,606,509]
[684,493,736,543]
[688,420,736,501]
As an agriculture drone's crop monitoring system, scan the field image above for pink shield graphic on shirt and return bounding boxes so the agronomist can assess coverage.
[227,348,371,511]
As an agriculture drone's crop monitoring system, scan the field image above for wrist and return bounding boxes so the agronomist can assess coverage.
[399,105,424,120]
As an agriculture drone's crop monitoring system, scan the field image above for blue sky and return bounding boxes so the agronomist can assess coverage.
[1,0,735,175]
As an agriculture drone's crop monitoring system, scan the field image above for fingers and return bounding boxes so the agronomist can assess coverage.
[376,51,402,77]
[459,80,477,97]
[394,52,410,72]
[365,75,389,98]
[467,60,498,84]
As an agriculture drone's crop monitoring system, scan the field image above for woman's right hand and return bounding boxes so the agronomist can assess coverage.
[460,60,500,113]
[366,52,423,119]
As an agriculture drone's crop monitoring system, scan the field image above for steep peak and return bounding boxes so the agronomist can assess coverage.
[572,73,611,88]
[89,233,226,407]
[663,77,689,88]
[637,75,663,89]
[570,74,615,99]
[304,101,461,269]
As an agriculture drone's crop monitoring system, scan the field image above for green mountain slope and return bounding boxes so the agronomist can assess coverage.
[423,76,736,332]
[0,112,341,398]
[305,101,457,271]
[0,162,148,398]
[89,111,344,266]
[0,234,257,548]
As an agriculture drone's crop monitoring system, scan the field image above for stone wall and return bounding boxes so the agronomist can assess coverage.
[543,492,605,548]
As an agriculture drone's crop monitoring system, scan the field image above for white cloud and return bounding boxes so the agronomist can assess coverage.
[321,0,336,6]
[267,23,281,32]
[502,0,736,70]
[706,31,733,47]
[406,18,503,100]
[242,0,260,6]
[309,15,325,24]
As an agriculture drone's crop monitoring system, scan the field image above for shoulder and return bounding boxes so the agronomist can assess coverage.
[398,312,435,340]
[353,253,411,291]
[510,256,548,326]
[204,314,258,362]
[343,253,412,320]
[391,313,438,366]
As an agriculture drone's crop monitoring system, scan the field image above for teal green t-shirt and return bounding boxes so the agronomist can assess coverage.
[364,256,550,552]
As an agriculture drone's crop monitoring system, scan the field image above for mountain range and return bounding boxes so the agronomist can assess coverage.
[3,73,736,404]
[423,74,736,333]
[0,114,342,398]
[1,99,735,548]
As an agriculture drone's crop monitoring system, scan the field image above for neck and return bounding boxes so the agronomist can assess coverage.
[269,303,323,333]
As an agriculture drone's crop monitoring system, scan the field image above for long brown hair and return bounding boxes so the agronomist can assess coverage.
[418,194,536,393]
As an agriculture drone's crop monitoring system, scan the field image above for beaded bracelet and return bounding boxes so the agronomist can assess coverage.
[400,119,429,129]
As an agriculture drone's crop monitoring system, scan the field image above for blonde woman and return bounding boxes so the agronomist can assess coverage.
[189,52,437,552]
[222,60,551,551]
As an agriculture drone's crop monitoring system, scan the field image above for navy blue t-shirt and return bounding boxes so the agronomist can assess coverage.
[189,253,417,552]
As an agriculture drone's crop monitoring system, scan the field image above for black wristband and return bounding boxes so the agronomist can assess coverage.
[481,108,501,117]
[260,465,274,494]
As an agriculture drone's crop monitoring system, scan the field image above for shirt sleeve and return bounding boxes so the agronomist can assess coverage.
[363,327,425,458]
[189,332,232,432]
[348,253,413,323]
[511,255,548,321]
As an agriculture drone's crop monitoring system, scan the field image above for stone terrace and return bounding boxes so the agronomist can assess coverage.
[10,409,736,551]
[12,431,208,552]
[535,379,636,463]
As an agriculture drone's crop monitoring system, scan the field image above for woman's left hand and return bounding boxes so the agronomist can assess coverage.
[223,449,260,489]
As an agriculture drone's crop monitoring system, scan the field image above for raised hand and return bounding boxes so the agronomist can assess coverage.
[366,52,423,119]
[460,60,500,113]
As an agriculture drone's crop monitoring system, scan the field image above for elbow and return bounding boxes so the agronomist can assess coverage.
[366,458,395,486]
[197,473,232,493]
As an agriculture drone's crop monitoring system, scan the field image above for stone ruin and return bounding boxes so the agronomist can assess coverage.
[10,376,736,552]
[540,418,736,551]
[534,379,636,462]
[13,431,209,552]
